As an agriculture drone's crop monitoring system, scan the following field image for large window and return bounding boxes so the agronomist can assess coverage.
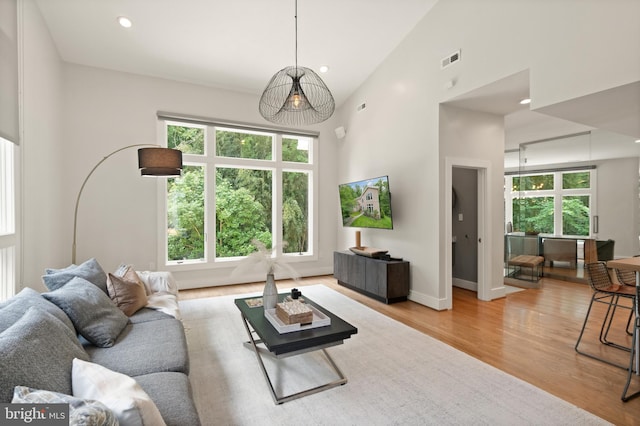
[0,138,16,301]
[505,169,595,237]
[161,119,316,267]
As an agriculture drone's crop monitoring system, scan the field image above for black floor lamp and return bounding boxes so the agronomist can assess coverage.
[71,144,182,264]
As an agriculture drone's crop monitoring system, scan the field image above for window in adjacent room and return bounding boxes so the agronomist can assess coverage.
[160,119,316,269]
[505,168,595,237]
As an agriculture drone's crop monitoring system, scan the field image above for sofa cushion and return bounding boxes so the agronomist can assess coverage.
[12,386,118,426]
[42,257,109,294]
[135,372,201,426]
[128,307,175,324]
[107,273,148,316]
[0,287,75,333]
[0,308,89,403]
[43,277,129,348]
[72,358,166,426]
[84,318,189,376]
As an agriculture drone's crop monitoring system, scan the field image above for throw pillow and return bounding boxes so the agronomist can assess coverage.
[0,287,75,334]
[113,264,154,295]
[72,358,167,426]
[0,308,89,403]
[43,277,129,348]
[12,386,118,426]
[42,257,108,294]
[107,273,148,316]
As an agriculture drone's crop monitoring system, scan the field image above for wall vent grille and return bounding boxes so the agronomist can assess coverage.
[441,50,461,69]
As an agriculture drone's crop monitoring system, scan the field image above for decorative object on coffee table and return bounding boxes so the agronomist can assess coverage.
[276,300,313,325]
[233,239,300,310]
[263,273,278,311]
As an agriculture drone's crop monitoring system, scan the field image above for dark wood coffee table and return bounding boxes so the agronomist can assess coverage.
[234,293,357,404]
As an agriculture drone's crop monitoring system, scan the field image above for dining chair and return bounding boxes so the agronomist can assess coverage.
[575,262,636,368]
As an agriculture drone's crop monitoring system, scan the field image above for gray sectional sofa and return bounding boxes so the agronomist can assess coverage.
[0,258,200,426]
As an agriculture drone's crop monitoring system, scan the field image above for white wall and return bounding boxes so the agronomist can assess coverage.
[58,64,340,287]
[595,157,639,258]
[334,0,640,309]
[20,0,340,289]
[439,105,505,303]
[21,0,65,290]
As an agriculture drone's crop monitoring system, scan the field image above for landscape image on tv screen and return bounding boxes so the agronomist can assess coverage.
[339,175,393,229]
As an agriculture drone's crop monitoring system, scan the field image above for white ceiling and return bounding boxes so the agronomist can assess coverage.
[35,0,439,107]
[443,71,640,166]
[35,0,639,165]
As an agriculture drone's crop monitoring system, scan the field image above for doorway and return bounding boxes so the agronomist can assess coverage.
[444,158,490,308]
[452,167,478,291]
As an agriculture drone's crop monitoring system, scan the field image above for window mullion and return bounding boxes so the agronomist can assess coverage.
[162,119,316,269]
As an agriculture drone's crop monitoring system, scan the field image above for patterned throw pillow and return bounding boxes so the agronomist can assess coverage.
[0,287,75,334]
[12,386,118,426]
[43,277,129,348]
[0,308,89,403]
[42,258,109,294]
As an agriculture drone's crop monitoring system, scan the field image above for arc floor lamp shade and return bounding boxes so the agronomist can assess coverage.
[72,145,182,263]
[138,147,182,176]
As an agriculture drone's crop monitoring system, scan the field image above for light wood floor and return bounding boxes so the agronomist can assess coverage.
[180,275,640,425]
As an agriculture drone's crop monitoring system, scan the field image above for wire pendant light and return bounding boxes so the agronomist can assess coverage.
[259,0,335,126]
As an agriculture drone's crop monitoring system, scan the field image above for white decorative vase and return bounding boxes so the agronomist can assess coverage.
[262,273,278,310]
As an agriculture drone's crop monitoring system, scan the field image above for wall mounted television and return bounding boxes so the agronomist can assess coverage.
[339,175,393,229]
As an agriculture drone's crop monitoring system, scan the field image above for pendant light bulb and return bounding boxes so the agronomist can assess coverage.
[291,92,302,108]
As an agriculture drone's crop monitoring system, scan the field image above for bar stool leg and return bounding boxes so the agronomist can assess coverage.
[621,314,640,401]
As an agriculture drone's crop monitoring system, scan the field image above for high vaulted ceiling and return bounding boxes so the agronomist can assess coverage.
[35,0,439,107]
[34,0,639,164]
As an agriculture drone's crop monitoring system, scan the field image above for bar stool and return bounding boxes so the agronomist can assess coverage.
[615,268,637,335]
[575,262,636,368]
[621,285,640,402]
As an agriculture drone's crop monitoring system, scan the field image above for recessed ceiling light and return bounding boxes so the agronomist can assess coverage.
[519,98,531,105]
[117,16,133,28]
[635,139,640,144]
[319,65,329,73]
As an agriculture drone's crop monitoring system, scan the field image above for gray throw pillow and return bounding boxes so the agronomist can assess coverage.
[43,277,129,348]
[12,386,118,426]
[0,307,89,403]
[42,258,108,294]
[0,287,75,334]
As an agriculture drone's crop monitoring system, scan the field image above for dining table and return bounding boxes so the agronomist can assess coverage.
[607,257,640,401]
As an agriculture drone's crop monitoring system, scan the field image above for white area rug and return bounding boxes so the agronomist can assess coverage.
[180,285,609,425]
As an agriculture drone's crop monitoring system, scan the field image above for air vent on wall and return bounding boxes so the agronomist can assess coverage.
[441,50,461,69]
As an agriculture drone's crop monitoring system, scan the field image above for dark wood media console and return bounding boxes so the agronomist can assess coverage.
[333,251,410,304]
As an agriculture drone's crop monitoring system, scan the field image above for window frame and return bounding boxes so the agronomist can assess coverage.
[505,168,597,237]
[0,138,18,301]
[156,120,318,272]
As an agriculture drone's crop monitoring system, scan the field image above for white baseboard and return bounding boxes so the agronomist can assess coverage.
[452,277,477,292]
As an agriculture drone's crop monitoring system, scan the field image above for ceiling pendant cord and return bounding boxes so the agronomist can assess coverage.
[294,0,298,72]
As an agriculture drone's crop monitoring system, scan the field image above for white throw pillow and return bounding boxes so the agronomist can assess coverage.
[72,358,166,426]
